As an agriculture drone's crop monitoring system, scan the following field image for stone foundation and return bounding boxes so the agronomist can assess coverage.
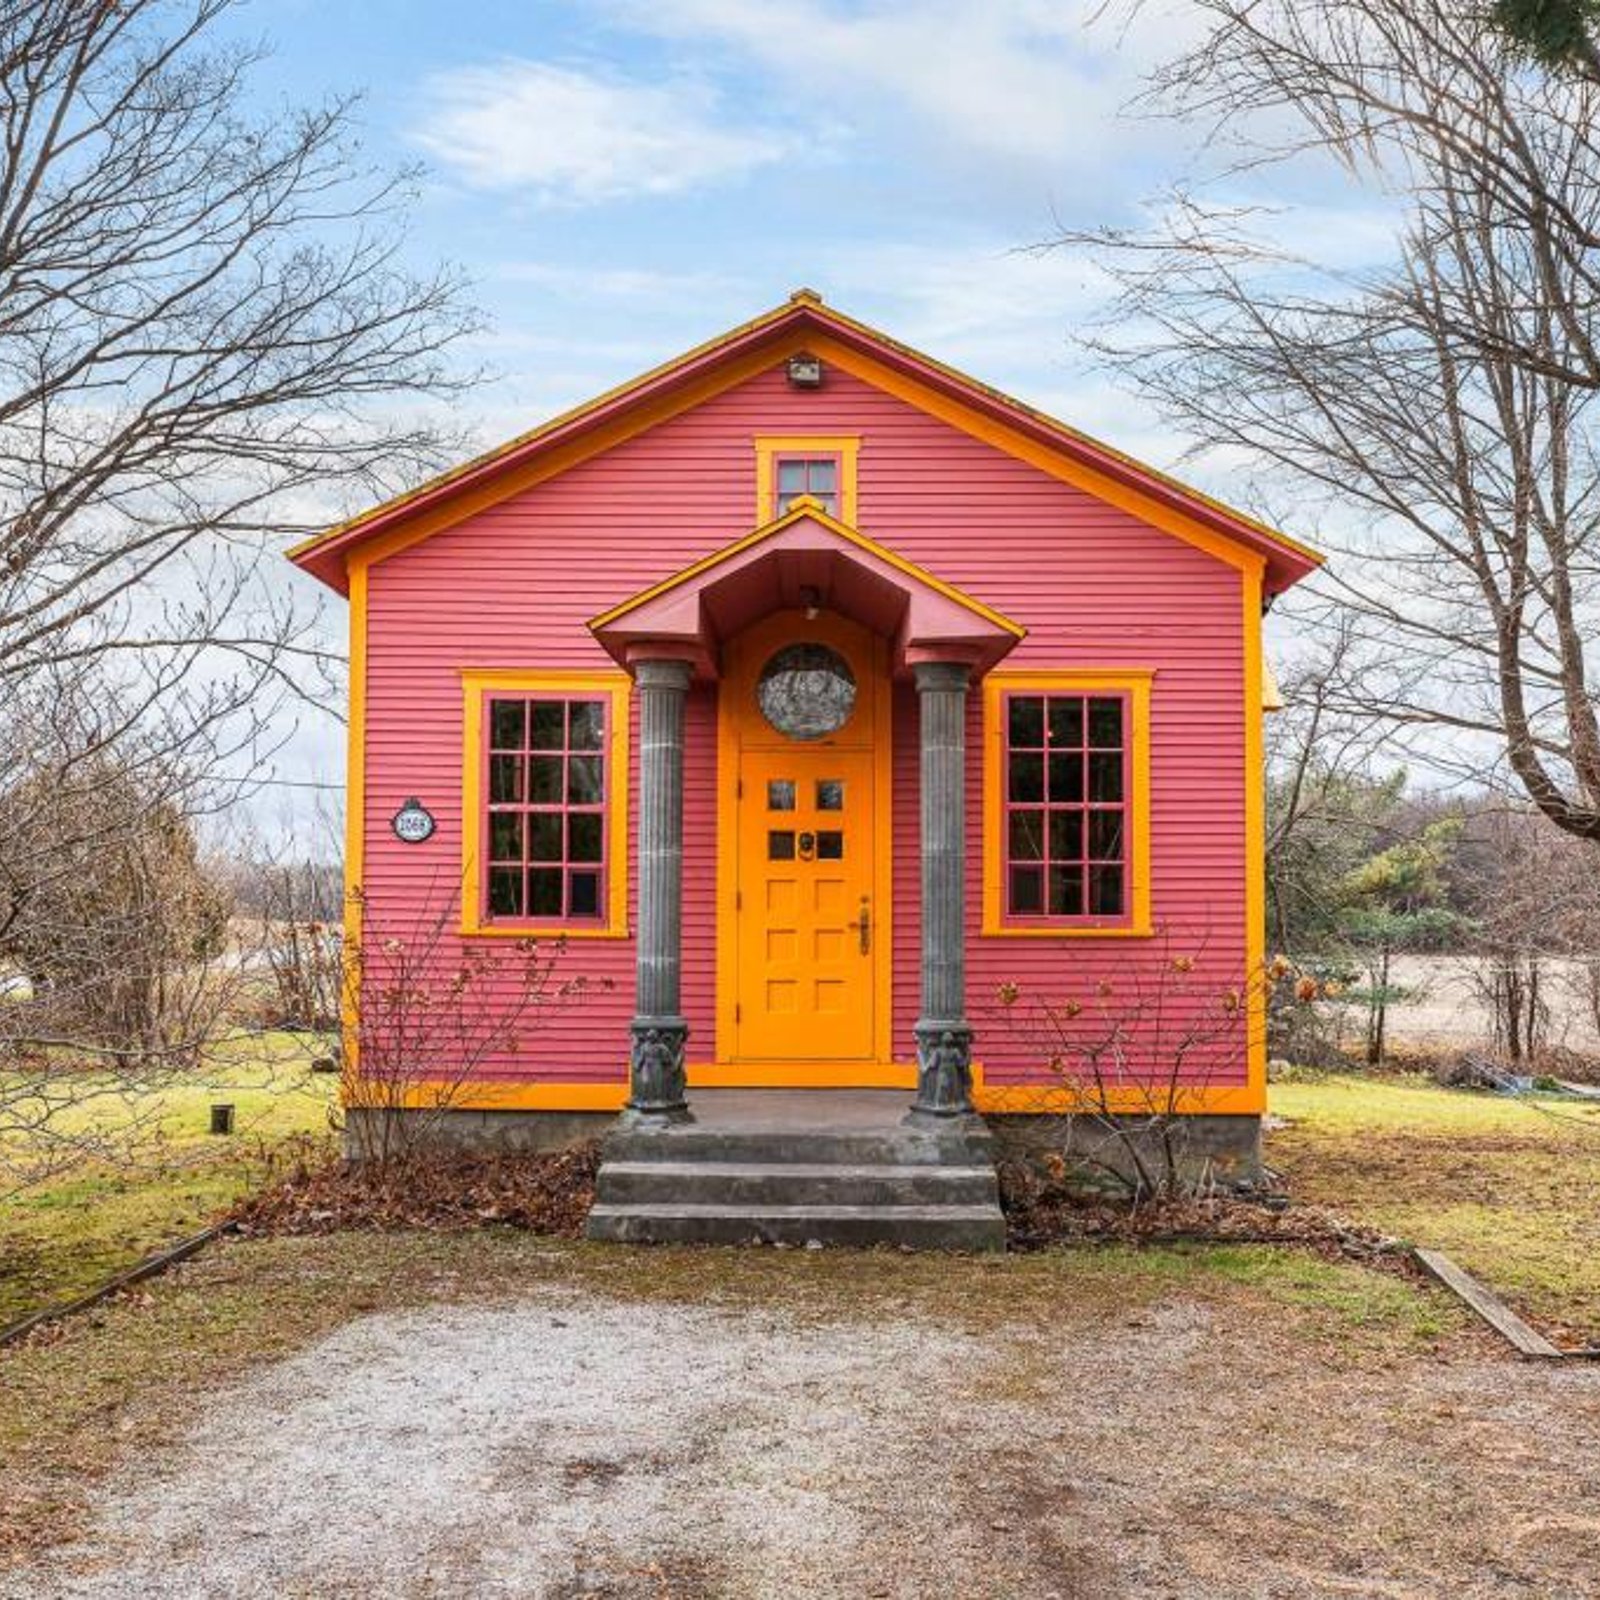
[343,1105,1262,1195]
[985,1113,1263,1195]
[342,1107,615,1161]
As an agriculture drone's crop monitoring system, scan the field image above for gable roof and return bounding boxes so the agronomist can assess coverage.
[589,496,1025,679]
[287,289,1323,596]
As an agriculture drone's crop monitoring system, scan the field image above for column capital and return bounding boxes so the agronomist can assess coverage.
[629,653,694,691]
[910,658,973,694]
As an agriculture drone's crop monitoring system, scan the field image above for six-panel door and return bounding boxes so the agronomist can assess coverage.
[735,749,876,1060]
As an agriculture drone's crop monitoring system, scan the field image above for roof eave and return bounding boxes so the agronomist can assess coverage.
[288,289,1324,597]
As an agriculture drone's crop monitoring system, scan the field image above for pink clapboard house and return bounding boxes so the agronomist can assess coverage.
[289,291,1320,1243]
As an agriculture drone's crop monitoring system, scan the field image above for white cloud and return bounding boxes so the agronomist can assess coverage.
[819,238,1113,374]
[600,0,1209,172]
[488,262,750,301]
[414,60,787,203]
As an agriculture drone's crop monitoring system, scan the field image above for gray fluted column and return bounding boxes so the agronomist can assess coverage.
[909,659,975,1120]
[626,657,693,1124]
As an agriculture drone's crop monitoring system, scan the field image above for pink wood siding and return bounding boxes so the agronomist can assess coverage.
[360,361,1248,1088]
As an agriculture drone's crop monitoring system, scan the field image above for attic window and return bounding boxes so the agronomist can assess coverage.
[775,454,840,517]
[754,435,858,523]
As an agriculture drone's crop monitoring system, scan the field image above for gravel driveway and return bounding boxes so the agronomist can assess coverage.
[9,1276,1600,1599]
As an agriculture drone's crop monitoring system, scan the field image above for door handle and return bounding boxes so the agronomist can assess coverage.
[853,897,871,955]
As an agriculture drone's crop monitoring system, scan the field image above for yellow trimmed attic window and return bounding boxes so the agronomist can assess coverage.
[755,435,859,523]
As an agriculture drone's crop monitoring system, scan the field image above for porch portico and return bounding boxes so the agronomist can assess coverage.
[588,499,1023,1131]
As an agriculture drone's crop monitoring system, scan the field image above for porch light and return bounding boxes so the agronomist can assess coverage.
[800,583,823,620]
[787,352,824,388]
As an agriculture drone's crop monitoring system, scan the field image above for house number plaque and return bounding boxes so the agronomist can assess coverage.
[391,797,436,844]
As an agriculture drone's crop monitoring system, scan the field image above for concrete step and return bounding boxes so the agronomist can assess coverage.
[603,1126,993,1169]
[585,1201,1007,1251]
[596,1159,999,1208]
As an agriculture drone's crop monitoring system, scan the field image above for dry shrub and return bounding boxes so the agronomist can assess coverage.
[997,1157,1410,1269]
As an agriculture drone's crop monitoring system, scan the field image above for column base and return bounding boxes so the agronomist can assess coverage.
[907,1019,974,1120]
[626,1016,693,1125]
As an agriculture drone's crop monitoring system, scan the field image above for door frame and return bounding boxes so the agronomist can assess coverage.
[710,608,898,1082]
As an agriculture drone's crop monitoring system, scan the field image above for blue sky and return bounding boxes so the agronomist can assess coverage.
[226,1,1391,835]
[229,0,1257,459]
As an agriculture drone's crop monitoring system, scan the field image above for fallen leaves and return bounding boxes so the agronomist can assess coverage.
[998,1168,1411,1272]
[228,1143,601,1239]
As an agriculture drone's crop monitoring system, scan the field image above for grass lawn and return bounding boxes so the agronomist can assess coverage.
[0,1034,337,1326]
[1268,1072,1600,1342]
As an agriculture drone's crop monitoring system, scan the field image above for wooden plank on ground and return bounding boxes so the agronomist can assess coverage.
[1413,1247,1565,1358]
[0,1220,233,1350]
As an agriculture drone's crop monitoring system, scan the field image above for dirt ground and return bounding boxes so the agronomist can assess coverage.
[4,1237,1599,1600]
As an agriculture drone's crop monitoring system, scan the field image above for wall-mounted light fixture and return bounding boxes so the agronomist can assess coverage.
[787,352,823,388]
[800,583,823,621]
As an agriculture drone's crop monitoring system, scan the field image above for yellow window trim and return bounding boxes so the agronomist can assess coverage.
[981,669,1155,939]
[459,668,632,939]
[754,433,860,524]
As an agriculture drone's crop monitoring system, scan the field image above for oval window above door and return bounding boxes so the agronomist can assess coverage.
[756,643,857,740]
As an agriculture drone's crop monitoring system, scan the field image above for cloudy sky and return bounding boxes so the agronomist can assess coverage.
[234,0,1295,451]
[230,0,1389,830]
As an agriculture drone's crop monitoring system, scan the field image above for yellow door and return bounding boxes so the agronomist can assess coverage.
[736,747,876,1060]
[722,608,888,1068]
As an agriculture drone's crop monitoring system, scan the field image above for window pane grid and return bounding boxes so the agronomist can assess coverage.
[1003,692,1128,921]
[775,453,841,517]
[485,695,608,922]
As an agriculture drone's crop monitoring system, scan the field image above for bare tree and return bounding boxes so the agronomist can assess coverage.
[1064,1,1600,842]
[0,0,478,1166]
[1264,617,1398,955]
[1453,801,1600,1066]
[0,0,478,690]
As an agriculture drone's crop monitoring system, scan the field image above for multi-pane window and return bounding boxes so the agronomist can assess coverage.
[775,454,840,517]
[484,695,608,922]
[1002,692,1128,922]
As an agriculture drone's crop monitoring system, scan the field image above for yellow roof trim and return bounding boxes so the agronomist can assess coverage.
[285,293,812,565]
[290,288,1322,583]
[801,298,1324,573]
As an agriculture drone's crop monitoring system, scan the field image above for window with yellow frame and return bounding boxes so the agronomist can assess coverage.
[754,434,860,524]
[459,670,631,938]
[981,670,1153,937]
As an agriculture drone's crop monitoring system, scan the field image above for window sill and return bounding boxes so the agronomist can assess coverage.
[459,920,630,941]
[981,919,1153,939]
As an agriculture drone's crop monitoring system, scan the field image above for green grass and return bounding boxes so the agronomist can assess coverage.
[1268,1073,1600,1340]
[0,1034,337,1326]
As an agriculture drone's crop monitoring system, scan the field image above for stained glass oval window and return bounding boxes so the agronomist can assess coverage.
[756,644,857,740]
